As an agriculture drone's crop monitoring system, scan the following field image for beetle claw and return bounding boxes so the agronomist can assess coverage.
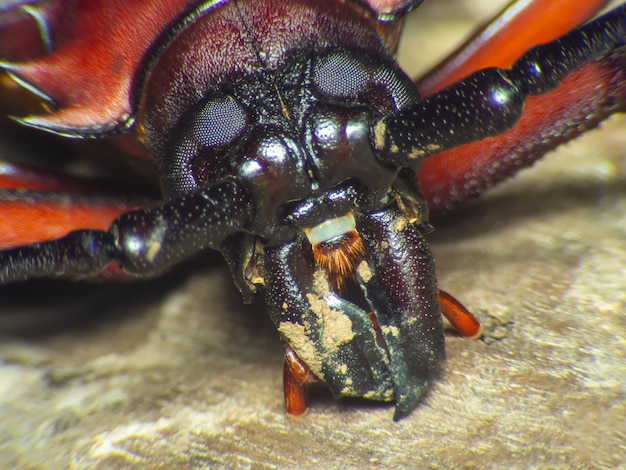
[265,237,395,402]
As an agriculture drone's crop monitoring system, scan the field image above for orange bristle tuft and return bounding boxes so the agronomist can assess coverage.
[311,231,365,290]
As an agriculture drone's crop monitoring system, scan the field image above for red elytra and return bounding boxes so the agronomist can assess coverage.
[0,0,624,420]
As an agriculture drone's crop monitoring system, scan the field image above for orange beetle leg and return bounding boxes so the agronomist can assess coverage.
[419,53,626,213]
[417,0,609,96]
[283,345,311,418]
[0,161,154,249]
[0,159,120,192]
[439,289,483,340]
[0,194,143,249]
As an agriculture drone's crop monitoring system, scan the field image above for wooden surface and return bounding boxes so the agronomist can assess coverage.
[1,1,625,468]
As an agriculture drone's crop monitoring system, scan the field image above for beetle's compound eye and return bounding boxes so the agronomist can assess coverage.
[312,50,418,112]
[313,52,372,98]
[165,95,249,196]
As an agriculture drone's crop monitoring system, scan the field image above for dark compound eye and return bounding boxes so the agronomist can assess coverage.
[312,50,419,112]
[313,51,372,98]
[187,95,248,148]
[165,95,249,196]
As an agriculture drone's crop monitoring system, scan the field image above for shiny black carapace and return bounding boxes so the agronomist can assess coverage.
[0,0,624,420]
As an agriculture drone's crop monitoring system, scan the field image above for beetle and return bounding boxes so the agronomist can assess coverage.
[0,0,624,421]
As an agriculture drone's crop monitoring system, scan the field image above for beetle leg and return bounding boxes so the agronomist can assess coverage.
[354,202,443,421]
[0,159,155,249]
[283,344,311,417]
[0,160,120,193]
[439,289,482,339]
[417,0,610,96]
[373,5,626,168]
[0,189,146,250]
[0,179,252,282]
[417,7,626,212]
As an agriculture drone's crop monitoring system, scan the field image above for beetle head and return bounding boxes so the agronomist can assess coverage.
[138,1,443,419]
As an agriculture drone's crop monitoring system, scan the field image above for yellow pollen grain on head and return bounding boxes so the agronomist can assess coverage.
[373,120,387,149]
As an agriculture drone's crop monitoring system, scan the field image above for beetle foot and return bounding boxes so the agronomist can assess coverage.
[439,289,483,339]
[283,344,311,418]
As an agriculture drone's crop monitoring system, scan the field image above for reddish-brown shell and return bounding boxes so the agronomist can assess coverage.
[137,0,396,159]
[1,0,194,134]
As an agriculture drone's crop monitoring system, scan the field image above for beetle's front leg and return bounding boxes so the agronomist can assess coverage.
[373,4,626,169]
[0,179,252,282]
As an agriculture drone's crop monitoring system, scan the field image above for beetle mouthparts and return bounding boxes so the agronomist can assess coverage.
[264,201,445,420]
